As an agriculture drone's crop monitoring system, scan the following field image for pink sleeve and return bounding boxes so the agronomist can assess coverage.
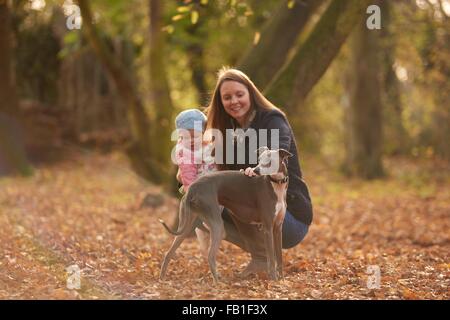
[176,145,198,191]
[178,163,198,191]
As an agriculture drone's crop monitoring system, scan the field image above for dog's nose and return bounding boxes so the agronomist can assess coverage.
[253,166,260,175]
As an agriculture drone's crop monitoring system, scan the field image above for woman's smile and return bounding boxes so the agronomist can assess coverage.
[220,80,252,126]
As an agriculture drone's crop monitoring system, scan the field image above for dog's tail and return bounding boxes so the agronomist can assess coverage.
[159,195,202,236]
[159,218,205,236]
[158,218,179,235]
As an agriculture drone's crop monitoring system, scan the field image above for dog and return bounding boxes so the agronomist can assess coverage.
[159,147,292,282]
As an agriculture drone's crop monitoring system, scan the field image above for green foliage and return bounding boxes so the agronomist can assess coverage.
[290,0,449,161]
[58,31,81,58]
[9,0,450,165]
[390,1,450,159]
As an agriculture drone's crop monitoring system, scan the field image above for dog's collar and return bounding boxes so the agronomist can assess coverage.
[268,175,289,184]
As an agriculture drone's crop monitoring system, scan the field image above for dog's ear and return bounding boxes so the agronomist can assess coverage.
[278,149,293,160]
[256,146,269,156]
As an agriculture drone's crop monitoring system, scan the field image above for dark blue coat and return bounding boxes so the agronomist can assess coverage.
[226,108,313,225]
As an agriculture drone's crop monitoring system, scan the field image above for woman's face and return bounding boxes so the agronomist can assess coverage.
[220,80,251,125]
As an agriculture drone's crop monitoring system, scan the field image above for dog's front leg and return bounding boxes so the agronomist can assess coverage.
[263,226,278,280]
[273,221,283,280]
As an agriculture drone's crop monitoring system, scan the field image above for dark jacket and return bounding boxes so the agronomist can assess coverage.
[226,108,313,225]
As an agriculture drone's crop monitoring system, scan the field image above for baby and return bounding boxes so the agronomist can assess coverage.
[174,109,218,254]
[175,109,217,193]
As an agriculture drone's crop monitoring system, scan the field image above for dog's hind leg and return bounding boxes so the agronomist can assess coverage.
[204,208,225,283]
[195,227,210,257]
[160,206,199,280]
[160,234,186,280]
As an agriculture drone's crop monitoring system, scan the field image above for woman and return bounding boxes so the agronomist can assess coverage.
[205,67,313,276]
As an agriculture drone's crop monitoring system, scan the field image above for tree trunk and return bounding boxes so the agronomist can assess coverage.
[77,0,164,183]
[0,1,33,176]
[430,61,450,160]
[238,0,325,90]
[265,0,372,113]
[185,27,208,105]
[380,0,409,155]
[148,0,175,184]
[426,10,450,160]
[343,17,384,179]
[187,42,208,105]
[0,2,17,115]
[175,0,209,105]
[431,89,450,161]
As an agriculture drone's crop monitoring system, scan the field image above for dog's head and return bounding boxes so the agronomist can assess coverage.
[253,147,292,176]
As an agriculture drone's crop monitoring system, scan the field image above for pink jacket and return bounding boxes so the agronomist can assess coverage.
[176,141,216,192]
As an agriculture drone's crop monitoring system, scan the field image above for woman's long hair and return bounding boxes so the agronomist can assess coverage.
[205,67,285,170]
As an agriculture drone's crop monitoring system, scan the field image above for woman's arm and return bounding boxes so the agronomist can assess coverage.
[243,114,293,177]
[265,114,292,151]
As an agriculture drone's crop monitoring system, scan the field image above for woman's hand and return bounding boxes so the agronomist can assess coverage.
[240,167,258,177]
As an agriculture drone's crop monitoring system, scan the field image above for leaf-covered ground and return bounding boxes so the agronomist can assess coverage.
[0,151,448,299]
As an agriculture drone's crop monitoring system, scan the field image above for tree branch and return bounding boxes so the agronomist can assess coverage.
[265,0,372,113]
[238,0,326,89]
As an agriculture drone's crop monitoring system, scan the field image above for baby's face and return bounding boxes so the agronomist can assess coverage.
[179,129,203,148]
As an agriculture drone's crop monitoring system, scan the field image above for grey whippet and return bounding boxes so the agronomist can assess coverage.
[159,147,292,282]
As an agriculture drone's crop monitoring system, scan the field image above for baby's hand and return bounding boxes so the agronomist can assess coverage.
[176,168,182,183]
[240,167,258,177]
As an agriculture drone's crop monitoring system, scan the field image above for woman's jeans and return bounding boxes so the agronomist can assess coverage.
[222,208,309,256]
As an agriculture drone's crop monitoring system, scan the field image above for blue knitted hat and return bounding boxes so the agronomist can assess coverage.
[175,109,207,132]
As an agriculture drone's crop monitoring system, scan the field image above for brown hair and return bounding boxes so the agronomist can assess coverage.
[205,67,285,169]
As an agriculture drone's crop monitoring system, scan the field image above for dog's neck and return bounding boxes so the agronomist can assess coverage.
[268,162,288,184]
